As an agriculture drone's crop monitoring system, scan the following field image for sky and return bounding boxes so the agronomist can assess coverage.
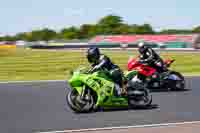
[0,0,199,35]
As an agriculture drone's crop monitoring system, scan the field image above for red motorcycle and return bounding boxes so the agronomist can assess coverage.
[127,57,185,91]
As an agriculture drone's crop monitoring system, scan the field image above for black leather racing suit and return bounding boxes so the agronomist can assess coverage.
[139,46,166,73]
[91,54,123,87]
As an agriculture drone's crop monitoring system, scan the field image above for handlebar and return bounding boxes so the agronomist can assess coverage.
[87,67,95,74]
[87,67,108,74]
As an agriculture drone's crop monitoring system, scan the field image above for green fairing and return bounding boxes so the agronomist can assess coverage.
[68,66,138,108]
[124,70,138,80]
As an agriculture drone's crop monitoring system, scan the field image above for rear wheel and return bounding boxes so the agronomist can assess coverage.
[164,71,185,91]
[66,88,95,113]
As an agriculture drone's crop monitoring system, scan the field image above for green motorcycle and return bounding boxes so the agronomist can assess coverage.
[66,66,152,113]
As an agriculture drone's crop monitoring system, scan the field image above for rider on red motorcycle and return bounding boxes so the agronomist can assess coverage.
[137,42,167,73]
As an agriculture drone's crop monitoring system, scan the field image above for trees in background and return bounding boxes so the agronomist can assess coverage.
[1,14,200,41]
[12,28,57,42]
[192,26,200,33]
[159,29,192,34]
[59,26,79,40]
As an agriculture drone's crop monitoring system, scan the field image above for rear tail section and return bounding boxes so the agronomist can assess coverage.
[164,58,175,67]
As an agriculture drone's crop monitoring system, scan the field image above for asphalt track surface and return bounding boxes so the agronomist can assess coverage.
[0,77,200,133]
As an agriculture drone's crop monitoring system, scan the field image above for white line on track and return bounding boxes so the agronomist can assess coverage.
[36,121,200,133]
[0,80,66,84]
[0,75,199,84]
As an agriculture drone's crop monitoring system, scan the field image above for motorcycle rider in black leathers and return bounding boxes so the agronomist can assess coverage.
[138,42,167,73]
[86,47,124,96]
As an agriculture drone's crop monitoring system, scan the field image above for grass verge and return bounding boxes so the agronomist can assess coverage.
[0,48,200,81]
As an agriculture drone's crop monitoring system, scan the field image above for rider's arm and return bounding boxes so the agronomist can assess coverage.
[144,48,154,62]
[94,60,106,69]
[93,55,108,70]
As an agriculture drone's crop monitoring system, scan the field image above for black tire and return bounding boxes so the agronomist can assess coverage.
[165,71,185,91]
[66,89,95,113]
[128,82,152,108]
[142,89,152,106]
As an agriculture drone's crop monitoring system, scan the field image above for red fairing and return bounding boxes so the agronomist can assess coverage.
[128,58,138,71]
[128,57,156,77]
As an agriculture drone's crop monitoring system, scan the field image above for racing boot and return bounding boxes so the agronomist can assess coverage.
[114,84,122,97]
[114,84,127,96]
[121,84,127,96]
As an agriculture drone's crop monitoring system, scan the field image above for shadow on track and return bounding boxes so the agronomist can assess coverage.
[99,104,159,112]
[150,88,190,93]
[65,104,159,114]
[67,104,159,114]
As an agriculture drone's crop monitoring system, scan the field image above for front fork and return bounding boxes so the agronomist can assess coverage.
[80,85,90,101]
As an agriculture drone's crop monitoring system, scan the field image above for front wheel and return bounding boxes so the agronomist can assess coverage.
[66,89,95,113]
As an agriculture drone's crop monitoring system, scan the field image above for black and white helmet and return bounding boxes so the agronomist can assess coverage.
[138,42,147,54]
[138,42,145,48]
